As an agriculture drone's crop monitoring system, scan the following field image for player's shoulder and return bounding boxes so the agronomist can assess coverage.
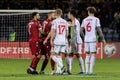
[75,18,80,24]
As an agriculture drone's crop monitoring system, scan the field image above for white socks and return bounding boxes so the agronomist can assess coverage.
[85,54,96,73]
[90,54,96,73]
[79,57,85,72]
[51,55,63,68]
[85,54,90,73]
[56,64,61,73]
[66,56,73,72]
[68,57,73,72]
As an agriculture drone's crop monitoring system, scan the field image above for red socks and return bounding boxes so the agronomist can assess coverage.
[30,56,40,70]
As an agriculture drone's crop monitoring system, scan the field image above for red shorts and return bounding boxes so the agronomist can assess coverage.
[29,40,40,55]
[39,41,51,56]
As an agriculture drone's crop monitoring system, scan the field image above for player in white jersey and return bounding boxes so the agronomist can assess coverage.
[65,9,85,74]
[80,7,106,74]
[50,9,69,75]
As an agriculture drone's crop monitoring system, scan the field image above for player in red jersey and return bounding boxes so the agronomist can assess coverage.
[27,12,43,74]
[39,12,56,74]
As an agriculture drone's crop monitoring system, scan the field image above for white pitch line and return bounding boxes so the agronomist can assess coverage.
[65,75,111,78]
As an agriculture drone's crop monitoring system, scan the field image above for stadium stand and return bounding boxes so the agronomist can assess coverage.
[0,0,119,42]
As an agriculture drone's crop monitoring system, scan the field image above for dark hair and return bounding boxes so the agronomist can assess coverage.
[69,9,77,17]
[87,7,96,14]
[31,12,39,18]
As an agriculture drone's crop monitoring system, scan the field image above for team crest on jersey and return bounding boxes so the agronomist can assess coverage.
[104,44,116,57]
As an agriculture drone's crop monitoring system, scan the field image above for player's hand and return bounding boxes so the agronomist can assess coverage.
[43,39,47,45]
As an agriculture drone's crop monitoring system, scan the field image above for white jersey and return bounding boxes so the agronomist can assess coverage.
[74,18,82,44]
[70,18,82,44]
[81,16,101,42]
[52,17,68,46]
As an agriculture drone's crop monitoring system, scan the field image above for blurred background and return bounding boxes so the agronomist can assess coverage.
[0,0,119,42]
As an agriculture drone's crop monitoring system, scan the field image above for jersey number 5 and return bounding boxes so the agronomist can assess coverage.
[86,22,91,32]
[58,25,65,34]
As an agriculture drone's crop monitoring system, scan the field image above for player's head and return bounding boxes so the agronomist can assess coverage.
[55,9,63,17]
[31,12,40,20]
[48,11,56,20]
[87,7,96,15]
[68,9,77,20]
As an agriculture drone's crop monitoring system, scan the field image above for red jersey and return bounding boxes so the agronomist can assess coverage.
[40,19,52,41]
[28,20,41,41]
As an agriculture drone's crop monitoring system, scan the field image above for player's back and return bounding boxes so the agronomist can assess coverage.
[52,18,68,46]
[28,20,40,41]
[81,16,100,42]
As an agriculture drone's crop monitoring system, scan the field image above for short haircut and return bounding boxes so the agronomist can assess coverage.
[31,12,39,18]
[55,9,62,16]
[69,9,77,17]
[48,11,55,16]
[87,7,96,14]
[48,11,55,14]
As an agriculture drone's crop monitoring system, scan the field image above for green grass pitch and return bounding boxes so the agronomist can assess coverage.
[0,59,120,80]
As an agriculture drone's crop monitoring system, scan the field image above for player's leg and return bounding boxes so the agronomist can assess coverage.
[51,45,63,69]
[50,46,55,74]
[85,43,90,74]
[59,45,67,74]
[40,43,50,74]
[27,41,41,74]
[89,42,97,74]
[65,42,72,74]
[66,42,76,74]
[76,44,85,74]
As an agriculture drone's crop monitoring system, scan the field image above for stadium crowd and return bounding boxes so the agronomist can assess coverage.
[0,0,120,42]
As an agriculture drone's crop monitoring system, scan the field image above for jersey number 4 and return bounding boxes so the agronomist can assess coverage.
[86,22,91,32]
[58,25,65,34]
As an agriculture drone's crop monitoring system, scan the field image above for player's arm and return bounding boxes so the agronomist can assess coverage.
[80,27,85,38]
[80,20,85,38]
[50,29,55,46]
[50,21,56,46]
[39,24,44,34]
[68,21,74,27]
[96,18,106,44]
[41,21,48,35]
[66,22,69,38]
[96,27,106,43]
[43,30,52,45]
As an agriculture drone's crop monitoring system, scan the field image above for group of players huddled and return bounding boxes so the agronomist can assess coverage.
[27,7,106,75]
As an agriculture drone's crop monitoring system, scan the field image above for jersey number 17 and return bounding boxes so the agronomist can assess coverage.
[58,25,65,34]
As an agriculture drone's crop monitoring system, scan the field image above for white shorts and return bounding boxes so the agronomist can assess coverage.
[53,45,66,54]
[85,42,97,53]
[66,43,82,54]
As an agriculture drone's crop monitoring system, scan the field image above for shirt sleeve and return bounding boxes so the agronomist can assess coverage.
[96,18,101,27]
